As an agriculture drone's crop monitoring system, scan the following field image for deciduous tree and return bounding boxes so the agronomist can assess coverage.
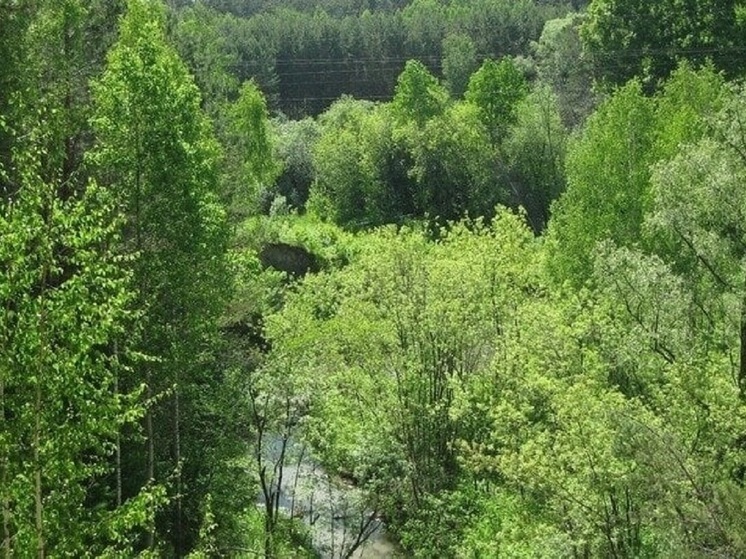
[0,103,153,559]
[465,57,528,143]
[582,0,741,89]
[92,0,231,552]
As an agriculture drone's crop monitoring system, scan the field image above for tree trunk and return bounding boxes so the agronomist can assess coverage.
[146,374,154,551]
[133,134,156,552]
[738,294,746,401]
[115,375,122,509]
[1,378,9,558]
[34,381,44,559]
[174,380,183,557]
[34,243,50,559]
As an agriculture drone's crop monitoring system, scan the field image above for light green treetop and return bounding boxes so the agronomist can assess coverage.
[391,59,448,127]
[465,57,528,142]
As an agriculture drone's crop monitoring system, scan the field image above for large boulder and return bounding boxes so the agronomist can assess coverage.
[259,242,319,277]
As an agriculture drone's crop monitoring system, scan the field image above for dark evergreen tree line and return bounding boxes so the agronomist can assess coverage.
[170,0,571,116]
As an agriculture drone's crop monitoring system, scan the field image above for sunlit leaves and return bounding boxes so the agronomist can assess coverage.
[92,0,231,551]
[547,80,655,285]
[264,210,541,551]
[391,60,448,127]
[465,57,528,142]
[0,121,147,555]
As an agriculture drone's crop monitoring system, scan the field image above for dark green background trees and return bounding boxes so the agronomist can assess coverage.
[169,0,569,116]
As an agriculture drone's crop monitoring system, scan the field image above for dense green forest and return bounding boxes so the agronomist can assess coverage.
[4,0,746,557]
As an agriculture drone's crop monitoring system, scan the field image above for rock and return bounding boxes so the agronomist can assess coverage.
[259,242,319,276]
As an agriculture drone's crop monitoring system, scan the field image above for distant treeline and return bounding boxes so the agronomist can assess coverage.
[169,0,582,115]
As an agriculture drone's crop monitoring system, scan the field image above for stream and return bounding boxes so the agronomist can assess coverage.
[261,437,402,558]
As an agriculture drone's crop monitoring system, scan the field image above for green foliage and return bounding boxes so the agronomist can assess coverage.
[399,486,482,558]
[652,62,727,162]
[449,232,746,556]
[222,79,281,220]
[450,0,553,55]
[0,2,161,555]
[0,114,152,556]
[264,209,542,554]
[0,1,34,184]
[441,33,479,99]
[311,62,523,228]
[407,102,499,221]
[170,1,239,115]
[503,84,567,232]
[260,104,746,552]
[310,99,418,228]
[166,0,567,117]
[1,0,124,197]
[591,243,746,555]
[9,2,746,558]
[646,84,746,402]
[92,0,234,553]
[310,98,384,226]
[582,0,741,89]
[272,116,321,210]
[466,57,529,142]
[548,63,730,287]
[231,80,279,184]
[401,0,447,59]
[237,212,357,271]
[547,79,655,285]
[391,60,448,126]
[532,13,596,127]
